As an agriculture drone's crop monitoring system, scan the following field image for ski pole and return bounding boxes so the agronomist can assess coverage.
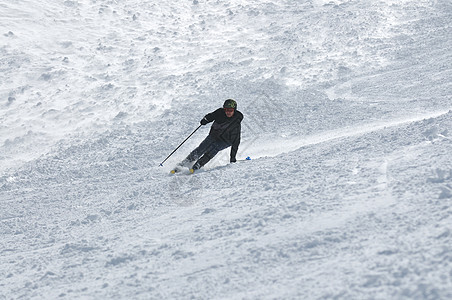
[237,156,251,161]
[159,124,202,166]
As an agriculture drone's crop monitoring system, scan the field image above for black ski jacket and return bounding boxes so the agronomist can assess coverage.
[202,108,243,160]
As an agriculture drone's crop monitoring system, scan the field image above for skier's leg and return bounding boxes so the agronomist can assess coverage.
[192,140,230,170]
[180,136,214,166]
[191,153,213,170]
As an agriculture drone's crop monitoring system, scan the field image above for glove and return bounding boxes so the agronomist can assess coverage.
[200,118,208,125]
[230,157,237,163]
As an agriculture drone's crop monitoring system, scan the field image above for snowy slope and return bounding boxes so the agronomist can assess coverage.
[1,0,451,299]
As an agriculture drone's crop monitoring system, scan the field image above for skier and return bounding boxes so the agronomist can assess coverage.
[171,99,243,174]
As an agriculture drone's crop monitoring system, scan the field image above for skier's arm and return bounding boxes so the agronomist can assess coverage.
[200,108,222,125]
[229,112,243,162]
[230,133,240,162]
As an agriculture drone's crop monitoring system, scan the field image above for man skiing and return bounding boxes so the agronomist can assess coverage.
[171,99,243,174]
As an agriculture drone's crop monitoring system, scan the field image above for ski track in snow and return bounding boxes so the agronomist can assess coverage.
[245,109,452,160]
[1,0,452,299]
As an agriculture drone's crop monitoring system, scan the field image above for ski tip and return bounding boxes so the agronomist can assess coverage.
[189,168,195,174]
[246,156,251,160]
[170,170,176,174]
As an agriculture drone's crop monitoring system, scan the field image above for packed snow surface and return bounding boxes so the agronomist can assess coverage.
[1,0,451,299]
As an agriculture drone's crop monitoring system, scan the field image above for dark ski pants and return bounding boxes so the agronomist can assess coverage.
[182,135,230,169]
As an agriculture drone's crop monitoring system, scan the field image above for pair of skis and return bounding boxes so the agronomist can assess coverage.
[170,167,195,175]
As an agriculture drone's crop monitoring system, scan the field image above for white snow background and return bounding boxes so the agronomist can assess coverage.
[1,0,451,299]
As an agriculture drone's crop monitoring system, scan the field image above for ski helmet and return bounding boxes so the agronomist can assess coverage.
[223,99,237,110]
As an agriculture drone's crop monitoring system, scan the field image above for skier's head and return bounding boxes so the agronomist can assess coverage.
[223,99,237,110]
[223,99,237,118]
